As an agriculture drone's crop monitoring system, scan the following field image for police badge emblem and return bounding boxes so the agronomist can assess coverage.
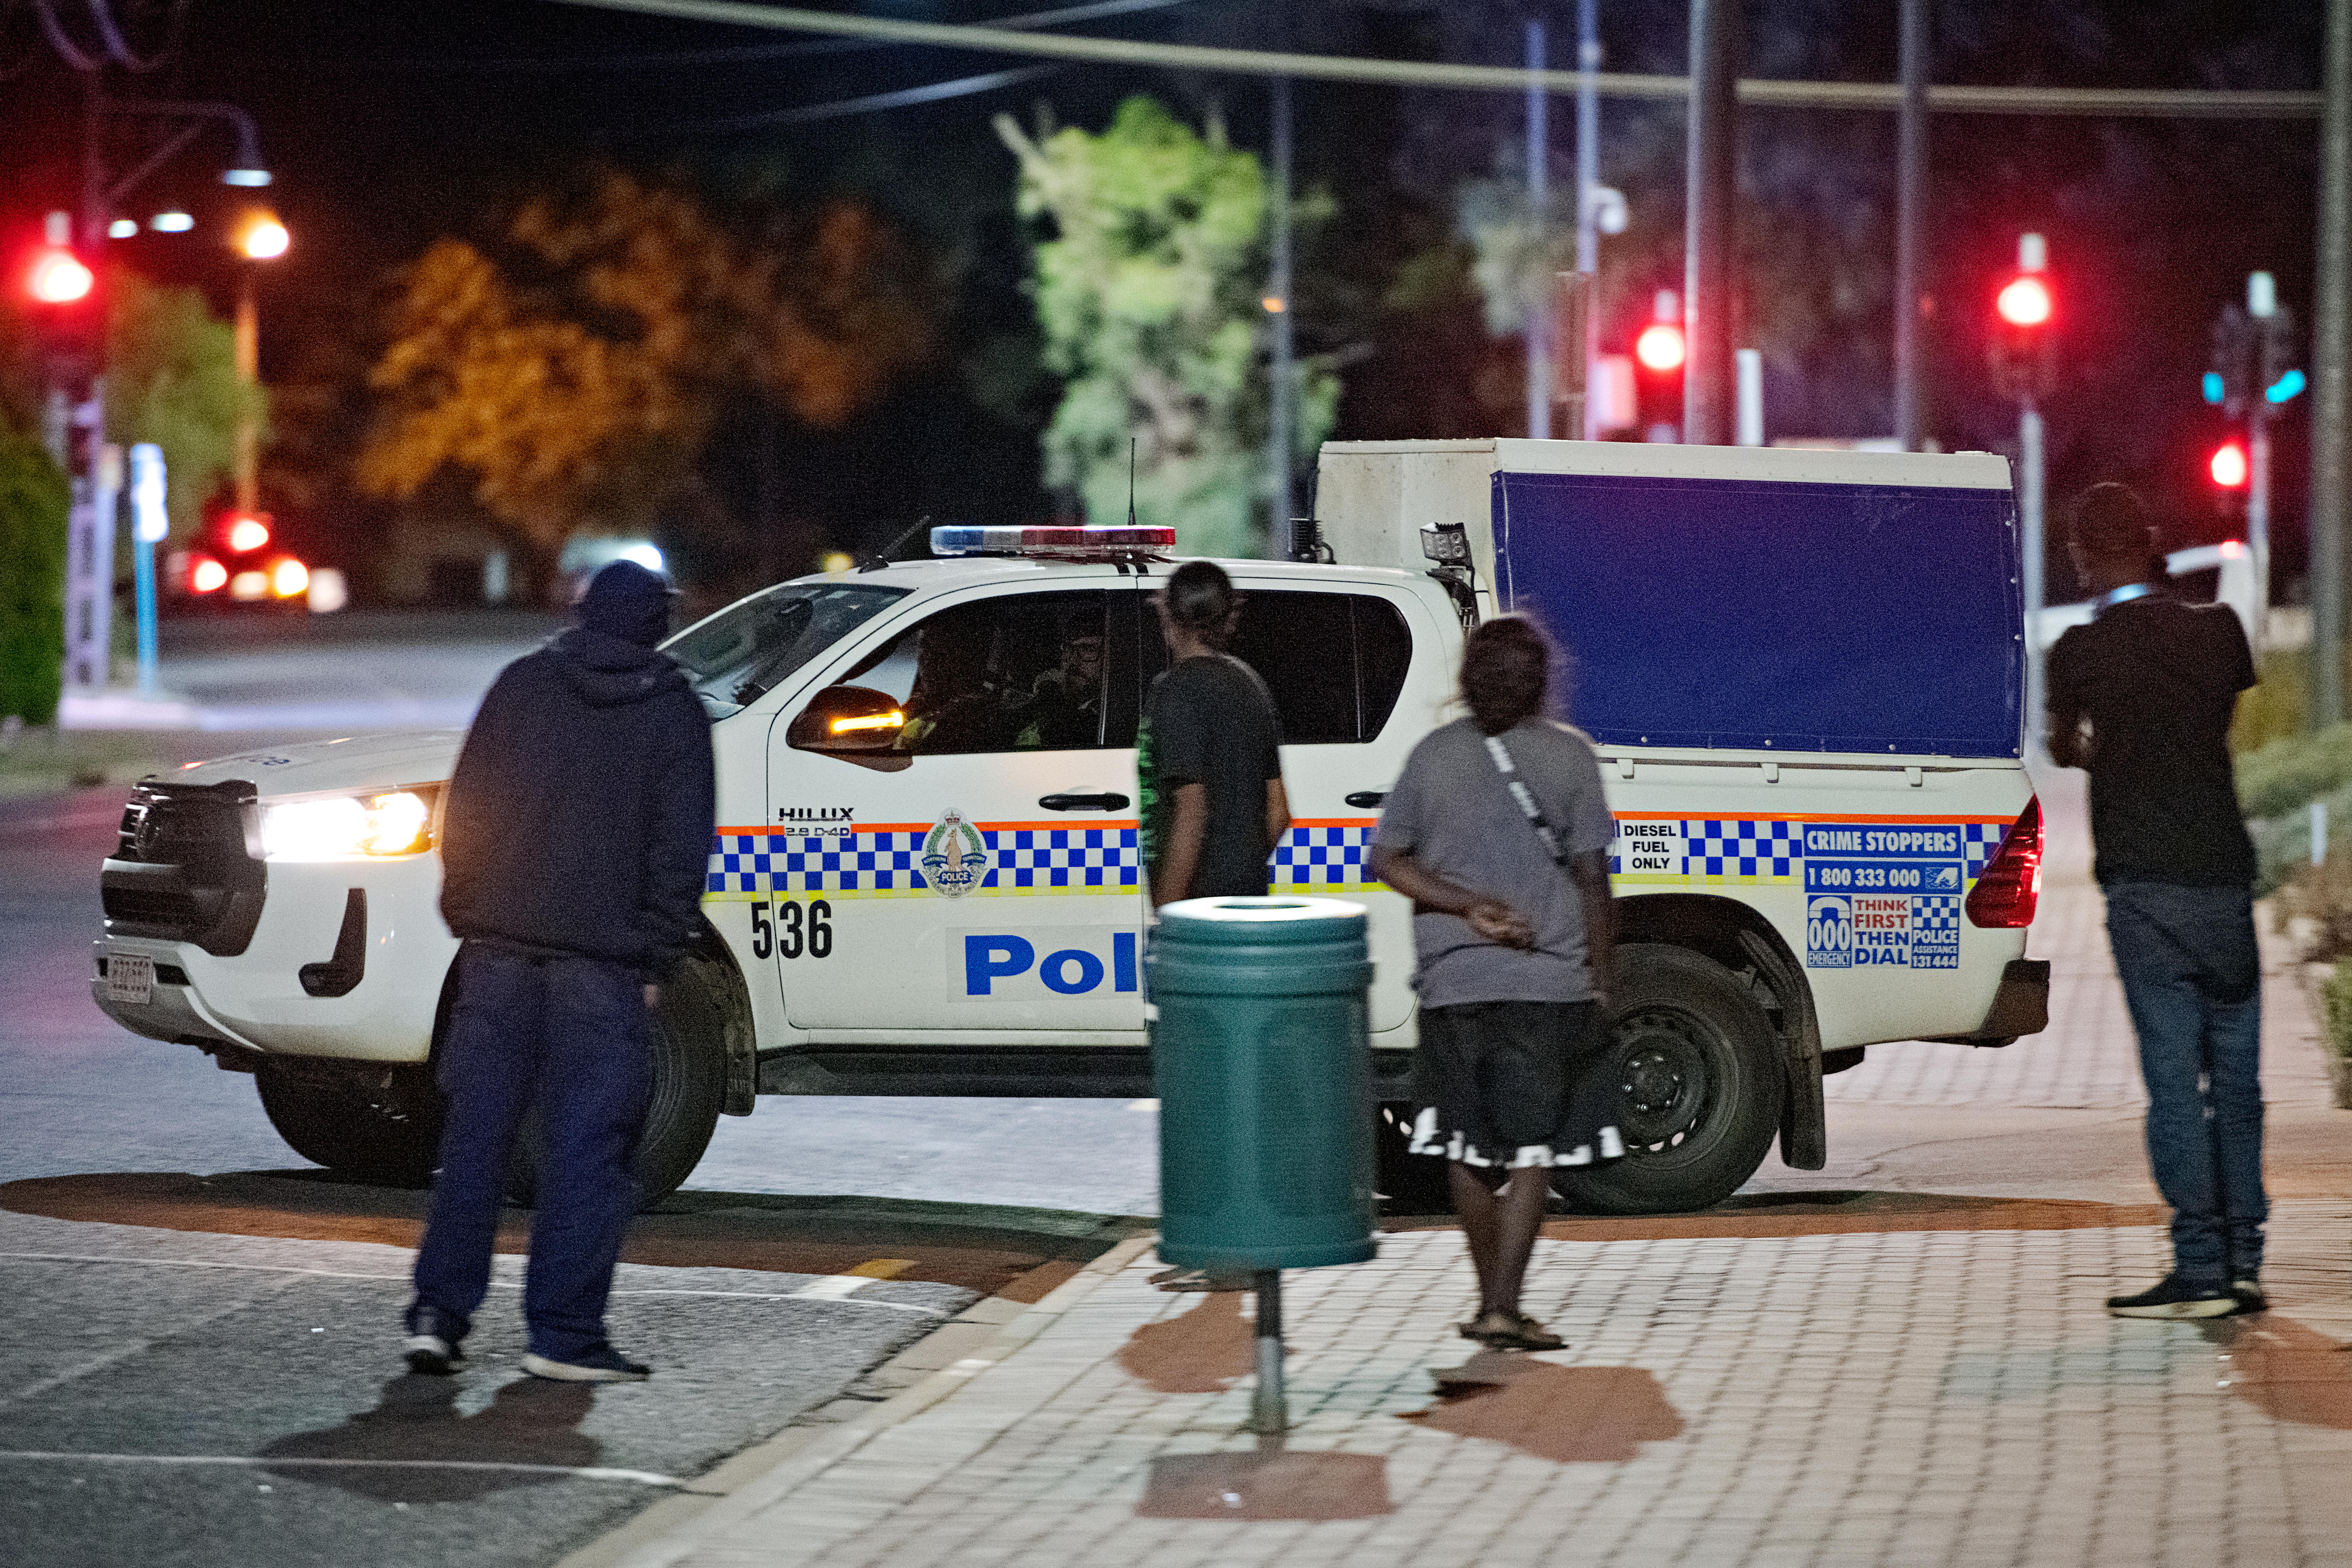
[921,808,989,898]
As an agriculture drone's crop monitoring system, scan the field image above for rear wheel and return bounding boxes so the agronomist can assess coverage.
[505,954,732,1210]
[1553,943,1785,1216]
[255,1061,444,1186]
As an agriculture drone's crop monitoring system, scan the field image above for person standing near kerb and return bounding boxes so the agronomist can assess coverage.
[1371,617,1620,1351]
[1137,560,1291,1293]
[1137,561,1291,907]
[2048,483,2267,1320]
[403,560,716,1380]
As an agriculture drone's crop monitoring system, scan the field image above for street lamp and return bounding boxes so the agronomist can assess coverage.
[230,210,288,514]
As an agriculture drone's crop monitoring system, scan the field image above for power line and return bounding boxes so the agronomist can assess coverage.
[550,0,2326,119]
[326,0,1197,74]
[662,63,1060,132]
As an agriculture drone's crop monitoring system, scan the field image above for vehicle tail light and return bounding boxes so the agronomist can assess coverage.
[1965,797,2042,929]
[190,557,227,593]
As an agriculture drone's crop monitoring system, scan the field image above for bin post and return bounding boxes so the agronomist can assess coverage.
[1251,1270,1285,1434]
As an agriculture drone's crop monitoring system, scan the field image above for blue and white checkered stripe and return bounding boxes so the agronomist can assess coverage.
[1912,895,1962,933]
[1680,819,1803,881]
[1608,817,2016,888]
[704,828,1139,901]
[1270,823,1377,892]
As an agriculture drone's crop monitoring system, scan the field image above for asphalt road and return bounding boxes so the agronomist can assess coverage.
[0,613,1163,1568]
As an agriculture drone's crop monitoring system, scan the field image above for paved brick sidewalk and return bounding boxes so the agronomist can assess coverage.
[621,1197,2351,1568]
[1828,768,2332,1110]
[609,764,2352,1568]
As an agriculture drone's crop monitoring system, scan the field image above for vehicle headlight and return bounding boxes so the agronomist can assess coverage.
[261,790,437,860]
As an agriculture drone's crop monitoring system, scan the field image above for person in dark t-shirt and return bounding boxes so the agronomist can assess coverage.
[1138,561,1290,905]
[2047,482,2266,1321]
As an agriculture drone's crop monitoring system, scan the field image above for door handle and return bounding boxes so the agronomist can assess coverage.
[1344,791,1388,809]
[1039,792,1131,812]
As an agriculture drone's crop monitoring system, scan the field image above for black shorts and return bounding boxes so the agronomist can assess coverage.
[1408,1000,1620,1169]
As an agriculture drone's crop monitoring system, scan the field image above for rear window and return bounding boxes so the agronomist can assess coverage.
[667,583,909,712]
[1148,589,1414,745]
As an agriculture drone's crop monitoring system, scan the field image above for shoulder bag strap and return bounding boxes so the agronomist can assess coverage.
[1483,733,1572,869]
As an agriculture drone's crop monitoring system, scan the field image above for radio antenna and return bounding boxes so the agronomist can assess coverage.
[1127,437,1137,528]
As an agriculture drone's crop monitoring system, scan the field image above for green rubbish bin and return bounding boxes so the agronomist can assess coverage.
[1150,895,1377,1273]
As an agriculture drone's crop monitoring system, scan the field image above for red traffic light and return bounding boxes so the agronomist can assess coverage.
[27,247,93,305]
[2210,441,2249,488]
[1635,322,1687,373]
[1996,275,2052,328]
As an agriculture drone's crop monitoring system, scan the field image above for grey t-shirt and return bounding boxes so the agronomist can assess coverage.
[1375,717,1614,1007]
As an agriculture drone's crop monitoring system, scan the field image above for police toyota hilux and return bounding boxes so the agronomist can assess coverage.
[93,439,2048,1213]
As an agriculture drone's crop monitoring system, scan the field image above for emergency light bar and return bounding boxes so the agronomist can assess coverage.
[929,525,1176,559]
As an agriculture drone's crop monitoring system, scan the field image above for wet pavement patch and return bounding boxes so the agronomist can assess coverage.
[2213,1314,2352,1429]
[1398,1351,1685,1463]
[1136,1448,1391,1520]
[1116,1291,1254,1393]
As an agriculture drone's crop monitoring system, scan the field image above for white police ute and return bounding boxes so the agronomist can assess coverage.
[92,438,2047,1213]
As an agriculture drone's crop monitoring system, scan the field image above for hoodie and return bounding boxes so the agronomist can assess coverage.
[438,566,715,969]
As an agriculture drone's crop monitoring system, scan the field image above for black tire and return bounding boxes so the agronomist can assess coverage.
[1552,943,1786,1216]
[1373,1100,1451,1213]
[505,954,732,1210]
[255,1062,445,1186]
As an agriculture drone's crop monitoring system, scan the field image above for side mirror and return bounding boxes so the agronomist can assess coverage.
[788,685,912,771]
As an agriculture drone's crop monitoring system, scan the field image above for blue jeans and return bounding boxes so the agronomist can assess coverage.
[2102,882,2267,1287]
[408,944,652,1361]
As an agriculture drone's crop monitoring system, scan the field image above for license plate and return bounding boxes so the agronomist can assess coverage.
[105,953,156,1005]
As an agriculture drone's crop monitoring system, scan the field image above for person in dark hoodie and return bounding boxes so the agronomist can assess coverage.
[403,560,715,1383]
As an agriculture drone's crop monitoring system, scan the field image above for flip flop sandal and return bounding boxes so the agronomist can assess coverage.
[1492,1314,1566,1352]
[1457,1310,1522,1345]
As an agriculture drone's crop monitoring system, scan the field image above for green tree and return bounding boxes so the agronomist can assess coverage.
[104,269,266,538]
[0,419,67,725]
[358,171,937,572]
[997,97,1335,558]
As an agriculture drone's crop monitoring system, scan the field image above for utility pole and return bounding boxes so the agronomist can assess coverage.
[1575,0,1600,438]
[2314,0,2351,729]
[1892,0,1930,450]
[1268,71,1295,555]
[1683,0,1741,445]
[2247,270,2283,637]
[60,74,112,693]
[1525,16,1550,440]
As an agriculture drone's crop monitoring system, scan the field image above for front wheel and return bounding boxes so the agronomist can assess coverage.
[504,954,734,1210]
[1552,943,1785,1216]
[256,1061,444,1186]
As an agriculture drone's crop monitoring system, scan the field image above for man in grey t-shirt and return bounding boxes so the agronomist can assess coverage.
[1371,616,1618,1353]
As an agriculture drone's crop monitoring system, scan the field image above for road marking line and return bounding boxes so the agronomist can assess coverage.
[1126,1099,1159,1111]
[0,1254,949,1313]
[845,1258,915,1279]
[0,1452,694,1488]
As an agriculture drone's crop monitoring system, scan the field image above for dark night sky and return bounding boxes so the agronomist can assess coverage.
[0,0,2330,593]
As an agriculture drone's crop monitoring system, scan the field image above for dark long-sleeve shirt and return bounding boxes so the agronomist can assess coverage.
[438,627,715,969]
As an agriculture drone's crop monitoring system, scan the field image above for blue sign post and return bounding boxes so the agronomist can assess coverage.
[128,443,166,697]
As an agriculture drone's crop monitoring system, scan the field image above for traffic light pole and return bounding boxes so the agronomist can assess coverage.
[2313,0,2351,729]
[1683,0,1741,446]
[2250,406,2272,644]
[2020,400,2046,755]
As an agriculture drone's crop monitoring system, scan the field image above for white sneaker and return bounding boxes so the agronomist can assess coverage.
[522,1347,650,1382]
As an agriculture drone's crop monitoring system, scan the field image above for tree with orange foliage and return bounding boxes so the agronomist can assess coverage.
[359,171,936,577]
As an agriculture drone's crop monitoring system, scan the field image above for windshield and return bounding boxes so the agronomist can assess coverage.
[664,583,910,712]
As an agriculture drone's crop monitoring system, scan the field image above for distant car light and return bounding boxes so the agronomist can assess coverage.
[306,567,349,614]
[190,557,229,593]
[262,791,437,860]
[227,517,270,553]
[239,218,289,261]
[270,558,310,597]
[149,211,195,233]
[230,570,269,601]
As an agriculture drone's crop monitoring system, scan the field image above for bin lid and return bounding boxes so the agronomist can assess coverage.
[1156,895,1367,945]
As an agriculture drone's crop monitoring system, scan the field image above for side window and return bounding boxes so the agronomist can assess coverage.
[837,591,1112,756]
[1142,589,1416,745]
